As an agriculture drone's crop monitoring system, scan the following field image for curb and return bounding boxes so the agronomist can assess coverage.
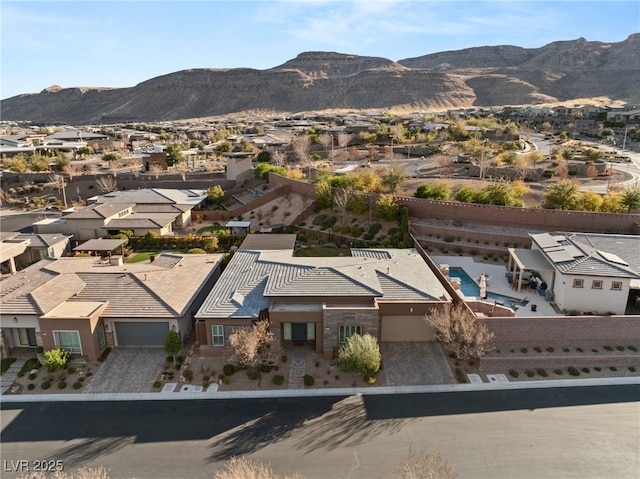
[1,376,638,403]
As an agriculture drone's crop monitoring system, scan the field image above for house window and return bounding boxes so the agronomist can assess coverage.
[53,331,82,355]
[97,322,106,349]
[592,280,603,289]
[339,325,362,345]
[572,279,584,288]
[283,323,292,341]
[211,325,224,346]
[611,281,623,291]
[307,323,315,341]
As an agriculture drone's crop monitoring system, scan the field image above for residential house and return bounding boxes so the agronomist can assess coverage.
[1,232,72,275]
[195,235,450,359]
[0,252,223,360]
[508,232,640,315]
[33,188,208,240]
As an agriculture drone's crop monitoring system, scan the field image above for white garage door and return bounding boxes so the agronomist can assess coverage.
[380,315,436,342]
[114,321,169,346]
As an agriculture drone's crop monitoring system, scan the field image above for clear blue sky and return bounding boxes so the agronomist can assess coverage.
[2,0,639,100]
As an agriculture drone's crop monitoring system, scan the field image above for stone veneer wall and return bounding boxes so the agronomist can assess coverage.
[322,307,379,359]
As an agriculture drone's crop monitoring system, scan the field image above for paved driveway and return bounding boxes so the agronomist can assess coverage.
[381,342,455,386]
[84,348,166,394]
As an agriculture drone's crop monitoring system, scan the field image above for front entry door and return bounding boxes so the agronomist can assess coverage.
[292,323,307,342]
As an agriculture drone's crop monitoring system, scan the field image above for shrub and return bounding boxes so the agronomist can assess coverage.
[272,375,284,386]
[582,367,590,373]
[534,347,542,353]
[616,345,625,351]
[520,348,528,353]
[259,363,273,373]
[166,356,174,363]
[594,367,602,372]
[338,333,381,377]
[73,381,83,390]
[183,369,193,382]
[576,348,584,352]
[98,347,112,362]
[223,364,236,376]
[554,369,564,375]
[629,346,638,352]
[525,370,535,378]
[28,373,37,380]
[629,366,636,372]
[247,369,261,380]
[508,369,519,378]
[568,367,580,376]
[222,376,231,385]
[17,371,25,378]
[57,381,67,389]
[610,366,618,371]
[455,368,467,383]
[536,369,548,377]
[563,348,570,353]
[41,381,51,390]
[43,348,71,372]
[152,381,162,389]
[604,346,614,351]
[303,374,315,387]
[1,357,16,373]
[546,347,555,353]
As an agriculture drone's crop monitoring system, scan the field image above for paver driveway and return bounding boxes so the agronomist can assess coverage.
[84,348,166,394]
[381,343,455,386]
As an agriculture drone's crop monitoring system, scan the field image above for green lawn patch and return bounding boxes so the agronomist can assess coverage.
[196,225,226,234]
[294,247,352,257]
[127,251,159,263]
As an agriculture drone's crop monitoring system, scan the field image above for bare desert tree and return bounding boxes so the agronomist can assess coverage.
[214,457,302,479]
[435,155,455,178]
[424,303,495,360]
[228,320,282,369]
[393,448,458,479]
[272,150,286,166]
[317,133,332,157]
[337,132,353,149]
[333,188,349,226]
[20,466,110,479]
[96,175,118,194]
[291,135,311,163]
[47,173,68,207]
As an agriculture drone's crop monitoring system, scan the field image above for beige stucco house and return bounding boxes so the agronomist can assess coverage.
[195,234,451,359]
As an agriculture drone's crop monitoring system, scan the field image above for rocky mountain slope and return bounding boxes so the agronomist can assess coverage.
[2,35,638,124]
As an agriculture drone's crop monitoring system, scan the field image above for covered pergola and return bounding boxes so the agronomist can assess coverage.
[507,248,553,292]
[73,238,126,257]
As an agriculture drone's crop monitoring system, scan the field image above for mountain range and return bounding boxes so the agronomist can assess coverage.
[2,34,639,124]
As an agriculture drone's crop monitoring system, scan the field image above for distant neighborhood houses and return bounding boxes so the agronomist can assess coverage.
[32,188,208,241]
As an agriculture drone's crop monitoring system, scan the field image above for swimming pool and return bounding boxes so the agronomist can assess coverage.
[448,266,528,310]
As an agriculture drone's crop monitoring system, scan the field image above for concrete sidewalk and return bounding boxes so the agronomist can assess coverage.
[1,376,638,403]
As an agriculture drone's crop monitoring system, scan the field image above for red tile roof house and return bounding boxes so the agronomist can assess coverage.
[195,235,451,359]
[0,253,223,360]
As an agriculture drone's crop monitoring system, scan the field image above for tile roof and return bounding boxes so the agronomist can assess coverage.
[0,254,223,319]
[530,232,640,278]
[196,248,449,319]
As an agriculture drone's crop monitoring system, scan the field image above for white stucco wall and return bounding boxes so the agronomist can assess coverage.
[553,272,629,314]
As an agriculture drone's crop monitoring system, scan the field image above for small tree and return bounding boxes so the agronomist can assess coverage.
[393,448,458,479]
[376,193,399,220]
[207,185,227,204]
[338,333,381,379]
[96,175,118,194]
[621,181,640,212]
[163,330,183,364]
[424,303,494,361]
[229,320,281,369]
[43,348,72,372]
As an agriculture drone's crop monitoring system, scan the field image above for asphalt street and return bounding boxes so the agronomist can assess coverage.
[1,385,638,479]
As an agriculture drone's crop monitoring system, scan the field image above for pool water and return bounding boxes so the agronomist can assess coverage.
[448,266,528,310]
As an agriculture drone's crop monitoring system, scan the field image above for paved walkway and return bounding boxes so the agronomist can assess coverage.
[0,358,27,395]
[287,352,307,389]
[381,343,455,386]
[84,348,166,394]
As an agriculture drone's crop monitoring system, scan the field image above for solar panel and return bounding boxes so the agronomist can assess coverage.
[533,233,560,248]
[563,245,585,258]
[597,250,628,266]
[547,250,575,263]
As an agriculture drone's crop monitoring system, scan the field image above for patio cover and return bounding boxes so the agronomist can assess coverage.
[73,238,126,254]
[508,248,552,272]
[507,248,552,292]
